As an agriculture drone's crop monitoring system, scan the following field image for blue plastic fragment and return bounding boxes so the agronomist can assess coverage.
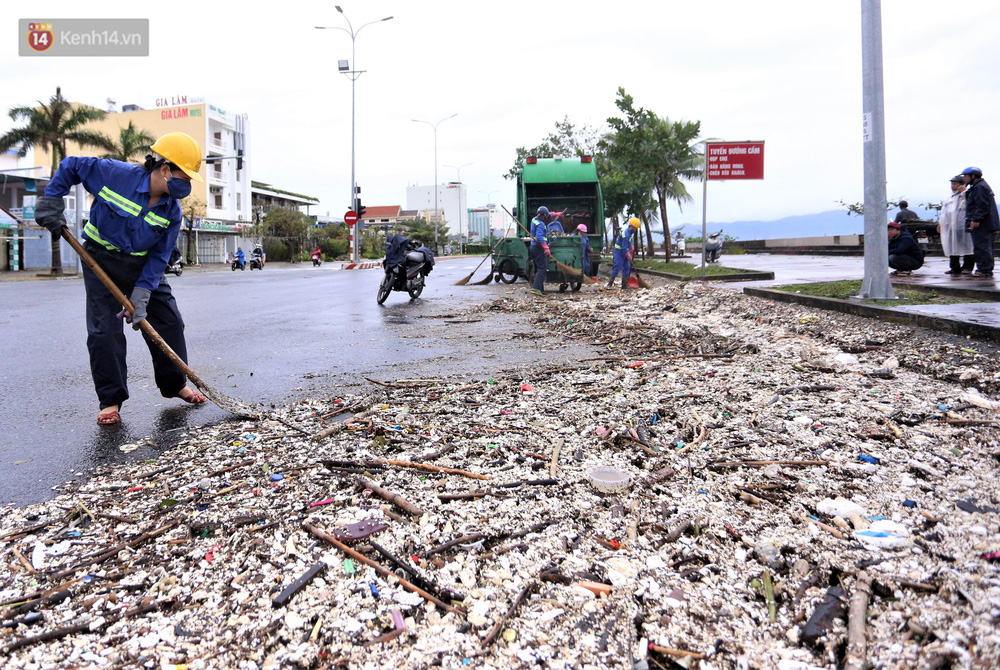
[697,489,708,495]
[651,414,659,425]
[809,515,820,521]
[858,455,880,465]
[867,516,886,521]
[938,404,948,411]
[902,499,917,508]
[855,530,904,539]
[369,583,379,597]
[270,474,284,482]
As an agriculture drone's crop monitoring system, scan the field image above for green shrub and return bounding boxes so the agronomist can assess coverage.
[263,239,290,262]
[321,238,348,259]
[465,244,489,255]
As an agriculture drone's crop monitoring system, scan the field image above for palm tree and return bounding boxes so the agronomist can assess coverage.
[0,87,114,274]
[103,121,155,163]
[646,117,703,261]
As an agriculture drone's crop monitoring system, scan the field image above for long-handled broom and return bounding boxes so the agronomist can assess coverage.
[454,219,514,286]
[62,228,260,419]
[500,206,597,284]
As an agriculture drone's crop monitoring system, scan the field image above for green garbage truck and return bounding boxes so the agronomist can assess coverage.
[493,156,605,292]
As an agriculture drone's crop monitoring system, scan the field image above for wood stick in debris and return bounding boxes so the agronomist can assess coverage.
[50,520,181,580]
[707,459,828,470]
[649,645,705,661]
[549,439,563,477]
[355,477,425,518]
[426,533,486,556]
[312,406,379,441]
[373,459,491,480]
[844,572,873,670]
[303,523,464,615]
[482,580,537,647]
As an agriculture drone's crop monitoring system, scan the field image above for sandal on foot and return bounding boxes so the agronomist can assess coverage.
[97,409,120,425]
[168,388,208,404]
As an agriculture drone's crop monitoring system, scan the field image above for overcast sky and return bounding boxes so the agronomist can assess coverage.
[4,1,1000,227]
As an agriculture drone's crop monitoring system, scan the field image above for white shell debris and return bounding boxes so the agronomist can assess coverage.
[1,280,999,669]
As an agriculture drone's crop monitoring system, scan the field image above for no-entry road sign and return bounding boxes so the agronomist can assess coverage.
[344,210,358,227]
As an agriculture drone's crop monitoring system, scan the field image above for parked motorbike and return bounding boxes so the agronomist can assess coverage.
[249,256,263,271]
[165,248,183,276]
[377,234,434,304]
[704,230,723,263]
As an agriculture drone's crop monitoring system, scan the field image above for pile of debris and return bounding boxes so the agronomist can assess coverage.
[1,281,998,669]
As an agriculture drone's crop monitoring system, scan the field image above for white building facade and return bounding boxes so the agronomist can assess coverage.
[406,182,467,240]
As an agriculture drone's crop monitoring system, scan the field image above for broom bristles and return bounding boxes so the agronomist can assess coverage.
[554,260,598,284]
[454,274,472,286]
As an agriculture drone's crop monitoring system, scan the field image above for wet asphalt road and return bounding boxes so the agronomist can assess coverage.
[0,258,509,508]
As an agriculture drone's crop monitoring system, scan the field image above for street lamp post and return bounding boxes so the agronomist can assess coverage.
[316,7,393,263]
[412,114,457,254]
[444,162,472,250]
[479,190,498,248]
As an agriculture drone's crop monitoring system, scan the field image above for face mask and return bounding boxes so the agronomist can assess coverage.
[166,168,192,199]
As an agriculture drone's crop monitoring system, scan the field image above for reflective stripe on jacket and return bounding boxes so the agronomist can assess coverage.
[45,156,183,290]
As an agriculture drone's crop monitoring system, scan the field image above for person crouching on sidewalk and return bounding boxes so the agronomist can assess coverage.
[887,221,924,276]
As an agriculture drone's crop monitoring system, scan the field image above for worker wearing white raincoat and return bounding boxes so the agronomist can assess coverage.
[938,174,974,275]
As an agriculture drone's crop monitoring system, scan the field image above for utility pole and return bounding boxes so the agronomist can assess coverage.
[860,0,894,299]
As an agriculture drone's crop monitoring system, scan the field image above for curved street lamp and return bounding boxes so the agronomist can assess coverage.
[412,114,457,253]
[316,8,393,262]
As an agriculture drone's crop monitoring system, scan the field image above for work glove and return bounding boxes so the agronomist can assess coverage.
[34,196,68,234]
[626,251,633,262]
[117,287,151,330]
[542,243,552,257]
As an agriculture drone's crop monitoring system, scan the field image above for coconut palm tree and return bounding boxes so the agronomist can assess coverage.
[646,116,703,261]
[103,120,155,163]
[0,87,114,274]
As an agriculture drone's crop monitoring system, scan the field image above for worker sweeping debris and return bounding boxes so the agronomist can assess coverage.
[33,132,210,425]
[606,217,640,290]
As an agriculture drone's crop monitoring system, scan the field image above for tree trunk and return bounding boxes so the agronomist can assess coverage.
[609,216,620,253]
[657,186,672,262]
[641,213,654,259]
[185,222,196,265]
[49,151,63,274]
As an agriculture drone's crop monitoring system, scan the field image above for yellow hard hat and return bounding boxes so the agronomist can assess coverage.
[628,217,641,229]
[151,132,204,182]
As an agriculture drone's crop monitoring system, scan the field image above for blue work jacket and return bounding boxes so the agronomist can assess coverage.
[45,157,183,291]
[530,216,548,246]
[614,227,636,253]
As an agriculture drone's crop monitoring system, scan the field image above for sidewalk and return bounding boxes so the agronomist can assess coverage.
[712,253,1000,330]
[0,260,340,283]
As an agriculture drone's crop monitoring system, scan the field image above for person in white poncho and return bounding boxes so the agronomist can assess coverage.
[938,174,975,275]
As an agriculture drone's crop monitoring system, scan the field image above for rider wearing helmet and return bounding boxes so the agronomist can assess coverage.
[32,132,208,425]
[529,206,553,296]
[962,167,999,278]
[606,217,641,289]
[252,243,265,269]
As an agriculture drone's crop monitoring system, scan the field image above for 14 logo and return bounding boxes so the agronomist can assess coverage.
[27,23,54,52]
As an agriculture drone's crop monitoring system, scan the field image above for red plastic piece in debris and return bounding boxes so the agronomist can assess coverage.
[608,539,620,549]
[521,383,534,393]
[126,486,144,493]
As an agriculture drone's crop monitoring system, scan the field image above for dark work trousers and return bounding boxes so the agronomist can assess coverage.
[530,244,548,291]
[888,254,922,272]
[82,241,189,409]
[949,255,976,274]
[971,228,995,274]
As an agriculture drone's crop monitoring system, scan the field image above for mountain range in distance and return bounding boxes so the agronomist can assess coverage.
[650,206,938,242]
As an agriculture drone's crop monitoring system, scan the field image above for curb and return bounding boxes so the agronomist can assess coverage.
[340,261,382,270]
[633,267,775,282]
[743,286,1000,343]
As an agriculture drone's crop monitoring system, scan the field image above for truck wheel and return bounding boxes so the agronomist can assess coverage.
[498,259,519,284]
[571,281,582,292]
[559,283,568,293]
